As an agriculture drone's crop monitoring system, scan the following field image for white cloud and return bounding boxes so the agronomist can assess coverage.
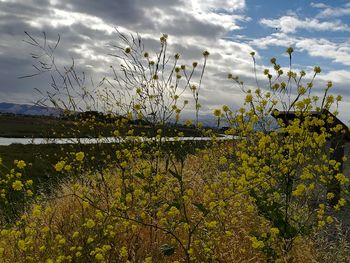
[311,2,350,18]
[260,15,350,33]
[296,39,350,66]
[190,0,246,13]
[315,69,350,121]
[250,33,350,66]
[249,32,296,49]
[175,0,248,33]
[317,70,350,86]
[310,2,329,9]
[194,12,244,31]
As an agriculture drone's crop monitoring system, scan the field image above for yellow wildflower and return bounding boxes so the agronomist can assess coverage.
[245,94,253,103]
[326,192,335,200]
[26,180,33,185]
[95,253,104,261]
[75,152,85,162]
[85,219,96,229]
[184,119,192,126]
[168,206,180,217]
[17,160,26,169]
[54,161,65,172]
[17,240,26,251]
[270,227,280,235]
[326,216,334,224]
[249,236,264,249]
[32,205,41,218]
[292,184,306,196]
[120,246,128,257]
[12,180,23,191]
[213,109,221,117]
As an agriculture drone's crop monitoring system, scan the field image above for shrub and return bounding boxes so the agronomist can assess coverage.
[0,31,348,262]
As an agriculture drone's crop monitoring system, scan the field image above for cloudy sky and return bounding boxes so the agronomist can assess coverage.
[0,0,350,121]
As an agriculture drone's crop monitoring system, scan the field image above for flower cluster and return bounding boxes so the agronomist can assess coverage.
[0,35,347,262]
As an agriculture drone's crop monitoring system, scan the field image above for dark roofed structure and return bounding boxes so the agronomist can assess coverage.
[271,109,350,140]
[272,109,350,205]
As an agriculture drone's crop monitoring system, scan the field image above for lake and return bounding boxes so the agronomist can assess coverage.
[0,135,235,146]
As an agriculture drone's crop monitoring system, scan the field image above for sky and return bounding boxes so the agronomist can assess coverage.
[0,0,349,122]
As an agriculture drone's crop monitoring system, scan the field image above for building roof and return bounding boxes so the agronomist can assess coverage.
[271,109,350,140]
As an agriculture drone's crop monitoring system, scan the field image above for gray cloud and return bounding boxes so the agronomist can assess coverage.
[156,14,226,38]
[0,0,246,105]
[1,0,350,121]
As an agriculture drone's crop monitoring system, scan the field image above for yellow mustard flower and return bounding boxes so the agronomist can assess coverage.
[249,236,264,249]
[75,152,85,162]
[12,180,23,191]
[54,161,65,172]
[17,160,26,169]
[85,219,96,229]
[17,240,26,251]
[95,253,104,261]
[120,246,128,257]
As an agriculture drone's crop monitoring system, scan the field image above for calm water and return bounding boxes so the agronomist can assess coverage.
[0,137,124,146]
[0,135,235,146]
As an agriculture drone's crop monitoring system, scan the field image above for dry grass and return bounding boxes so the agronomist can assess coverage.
[1,142,348,262]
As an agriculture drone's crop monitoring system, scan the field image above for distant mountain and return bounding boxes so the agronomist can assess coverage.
[178,112,279,130]
[0,102,63,117]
